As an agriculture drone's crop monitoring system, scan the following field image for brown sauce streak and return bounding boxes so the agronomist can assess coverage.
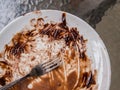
[40,18,82,46]
[86,71,96,88]
[81,72,96,88]
[4,29,38,58]
[0,53,2,58]
[0,61,12,86]
[0,77,6,86]
[67,71,77,90]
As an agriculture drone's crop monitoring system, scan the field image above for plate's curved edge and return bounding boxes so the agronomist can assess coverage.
[0,9,111,90]
[99,38,111,90]
[0,16,23,36]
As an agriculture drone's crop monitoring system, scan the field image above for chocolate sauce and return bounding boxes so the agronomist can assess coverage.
[81,71,96,88]
[10,43,24,56]
[86,72,96,88]
[61,13,67,29]
[82,72,89,88]
[39,13,83,47]
[0,77,6,86]
[62,13,66,26]
[80,52,87,60]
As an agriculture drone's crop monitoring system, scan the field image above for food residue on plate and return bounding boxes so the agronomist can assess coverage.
[0,13,98,90]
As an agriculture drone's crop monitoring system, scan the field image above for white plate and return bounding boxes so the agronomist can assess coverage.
[0,10,111,90]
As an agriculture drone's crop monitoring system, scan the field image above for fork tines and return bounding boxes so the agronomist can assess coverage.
[42,58,62,73]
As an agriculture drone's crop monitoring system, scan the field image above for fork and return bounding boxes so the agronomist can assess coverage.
[0,58,62,90]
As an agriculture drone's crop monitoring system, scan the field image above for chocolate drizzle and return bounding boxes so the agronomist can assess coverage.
[5,34,26,58]
[62,13,66,26]
[86,71,96,88]
[0,61,12,86]
[81,71,96,88]
[61,13,68,29]
[4,29,39,59]
[39,14,83,46]
[10,43,25,56]
[0,77,6,86]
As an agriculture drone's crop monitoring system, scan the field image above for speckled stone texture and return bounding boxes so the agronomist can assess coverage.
[0,0,116,29]
[0,0,119,90]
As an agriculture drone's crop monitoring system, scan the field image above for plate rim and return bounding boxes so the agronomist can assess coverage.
[0,9,111,90]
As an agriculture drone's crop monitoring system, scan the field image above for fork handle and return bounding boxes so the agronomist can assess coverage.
[0,74,30,90]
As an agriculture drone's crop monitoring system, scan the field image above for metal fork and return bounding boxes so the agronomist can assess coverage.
[0,58,62,90]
